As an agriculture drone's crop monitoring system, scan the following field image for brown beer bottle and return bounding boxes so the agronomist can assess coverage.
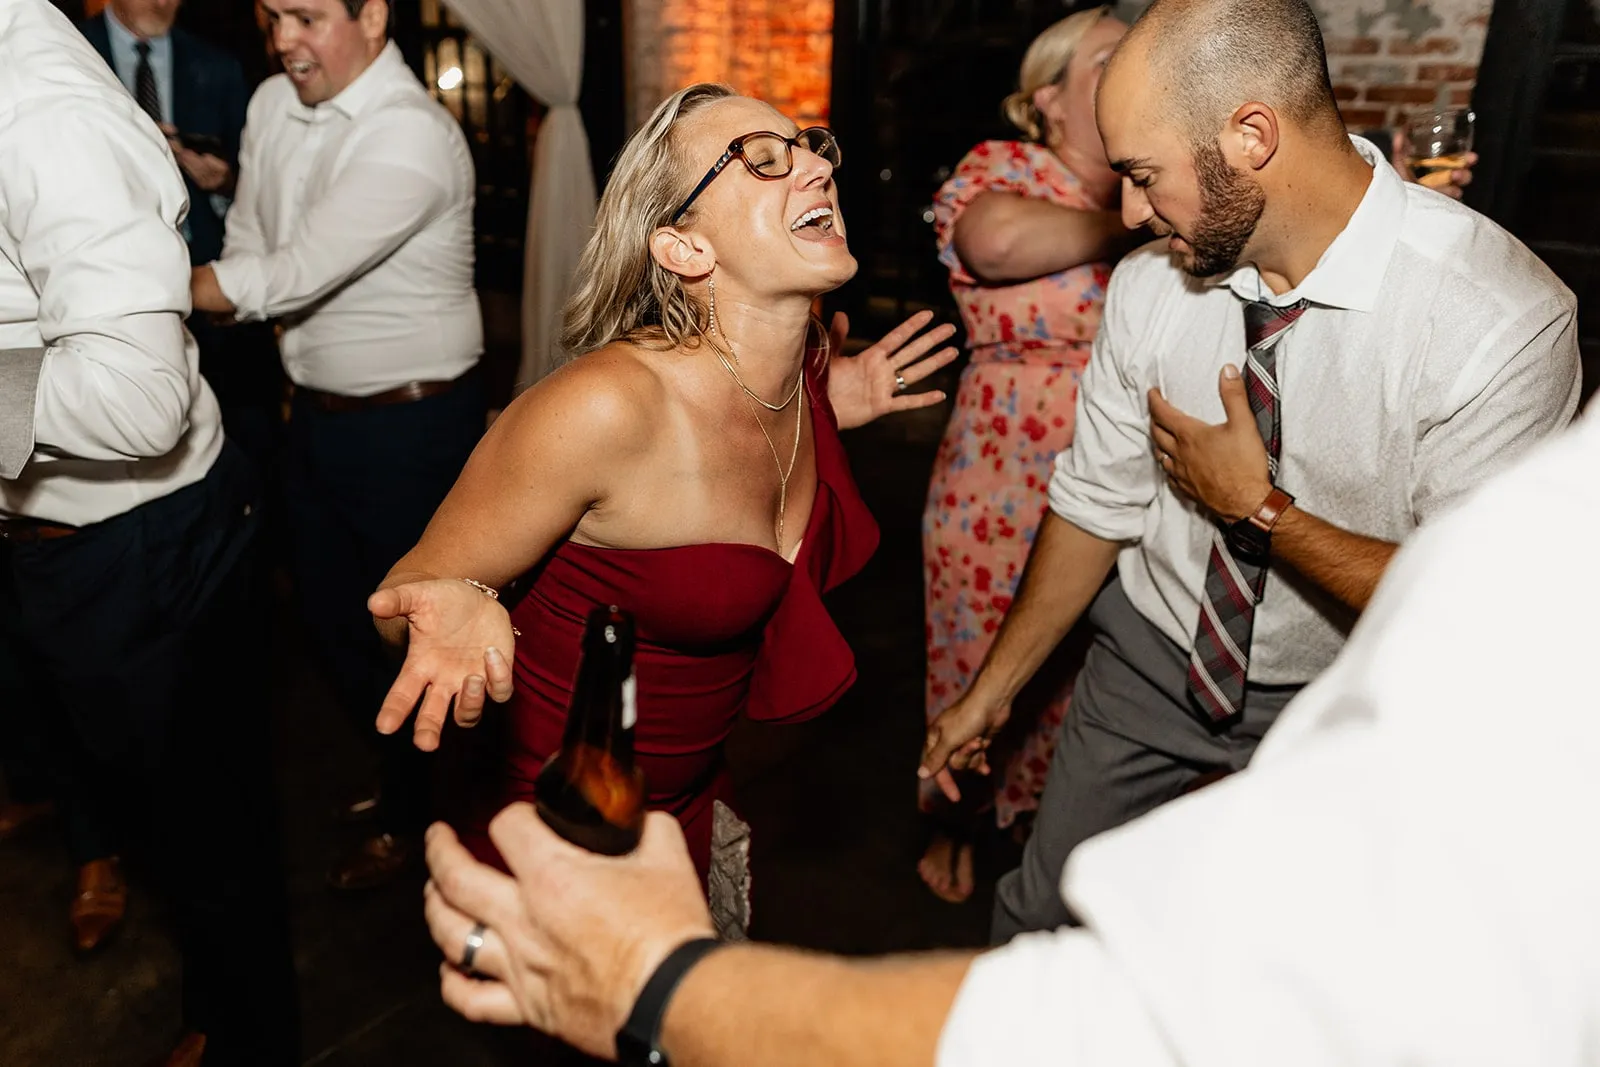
[533,605,646,855]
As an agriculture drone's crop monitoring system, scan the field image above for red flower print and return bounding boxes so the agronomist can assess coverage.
[1021,415,1049,442]
[991,414,1009,436]
[956,659,971,675]
[944,492,957,507]
[1052,415,1066,428]
[971,517,989,542]
[983,617,999,633]
[981,384,995,412]
[974,566,992,593]
[992,595,1013,612]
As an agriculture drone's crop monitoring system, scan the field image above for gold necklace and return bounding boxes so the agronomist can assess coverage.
[711,344,802,412]
[706,275,803,412]
[716,355,804,552]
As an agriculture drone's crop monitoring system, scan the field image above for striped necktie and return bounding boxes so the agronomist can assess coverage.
[1185,298,1309,722]
[134,41,162,124]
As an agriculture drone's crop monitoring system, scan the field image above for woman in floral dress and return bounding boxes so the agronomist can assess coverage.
[918,8,1133,902]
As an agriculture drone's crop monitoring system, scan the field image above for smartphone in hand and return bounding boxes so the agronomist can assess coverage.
[176,130,225,157]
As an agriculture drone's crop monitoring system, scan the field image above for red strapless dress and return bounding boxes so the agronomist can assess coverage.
[457,358,878,876]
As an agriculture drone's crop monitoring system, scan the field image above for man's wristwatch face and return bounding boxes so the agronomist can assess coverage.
[1225,517,1272,563]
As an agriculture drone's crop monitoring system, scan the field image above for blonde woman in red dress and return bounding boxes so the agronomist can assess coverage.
[918,8,1134,902]
[362,85,956,904]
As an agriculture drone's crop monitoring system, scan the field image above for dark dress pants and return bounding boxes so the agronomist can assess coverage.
[283,371,486,837]
[990,577,1302,943]
[0,442,299,1065]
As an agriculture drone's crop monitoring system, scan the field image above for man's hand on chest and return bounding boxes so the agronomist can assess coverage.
[1147,363,1274,524]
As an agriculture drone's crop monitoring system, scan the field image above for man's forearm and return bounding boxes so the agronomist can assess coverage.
[972,512,1120,704]
[1271,505,1397,612]
[190,264,236,315]
[662,946,978,1067]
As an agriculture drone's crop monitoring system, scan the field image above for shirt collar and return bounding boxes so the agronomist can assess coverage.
[1212,135,1405,313]
[104,4,171,62]
[291,40,404,123]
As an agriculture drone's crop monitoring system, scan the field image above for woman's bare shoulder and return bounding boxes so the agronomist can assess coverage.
[492,341,676,457]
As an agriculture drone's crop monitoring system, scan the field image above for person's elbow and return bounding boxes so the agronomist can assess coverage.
[955,220,1027,284]
[44,344,196,460]
[110,362,194,458]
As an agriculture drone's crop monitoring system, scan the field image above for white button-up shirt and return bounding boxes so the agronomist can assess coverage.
[940,407,1600,1067]
[0,0,221,526]
[1048,136,1580,684]
[213,41,482,396]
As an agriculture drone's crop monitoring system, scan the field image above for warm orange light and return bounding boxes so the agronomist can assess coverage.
[657,0,832,127]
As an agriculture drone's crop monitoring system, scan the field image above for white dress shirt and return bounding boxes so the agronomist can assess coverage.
[942,406,1600,1067]
[0,0,221,526]
[1048,135,1580,684]
[213,41,482,396]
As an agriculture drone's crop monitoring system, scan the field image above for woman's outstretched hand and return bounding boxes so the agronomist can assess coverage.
[369,578,517,751]
[827,309,959,430]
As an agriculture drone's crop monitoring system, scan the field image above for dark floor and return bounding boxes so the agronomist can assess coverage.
[0,395,1017,1066]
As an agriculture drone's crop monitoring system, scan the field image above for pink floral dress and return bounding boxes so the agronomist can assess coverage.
[922,140,1111,827]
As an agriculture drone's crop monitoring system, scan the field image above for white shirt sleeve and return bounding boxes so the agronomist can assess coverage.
[1409,292,1581,523]
[937,929,1179,1067]
[0,99,196,464]
[1047,255,1162,541]
[219,92,270,261]
[212,109,457,322]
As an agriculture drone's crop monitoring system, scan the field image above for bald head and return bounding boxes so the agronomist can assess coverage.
[1115,0,1342,146]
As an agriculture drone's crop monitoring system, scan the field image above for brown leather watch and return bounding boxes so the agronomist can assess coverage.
[1225,486,1294,563]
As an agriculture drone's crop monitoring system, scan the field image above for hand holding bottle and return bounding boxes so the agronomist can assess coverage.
[369,578,517,751]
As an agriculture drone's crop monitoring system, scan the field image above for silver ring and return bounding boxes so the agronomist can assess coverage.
[894,372,907,393]
[461,921,487,973]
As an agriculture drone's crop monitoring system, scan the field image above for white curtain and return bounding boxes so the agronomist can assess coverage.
[444,0,597,389]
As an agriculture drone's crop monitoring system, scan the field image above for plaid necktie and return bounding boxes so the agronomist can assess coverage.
[1185,298,1309,722]
[134,41,162,124]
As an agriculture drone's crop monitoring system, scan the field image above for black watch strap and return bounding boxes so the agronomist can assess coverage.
[614,936,722,1067]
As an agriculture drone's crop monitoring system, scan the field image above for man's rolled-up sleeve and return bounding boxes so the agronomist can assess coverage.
[212,111,454,321]
[0,101,196,474]
[1047,263,1160,541]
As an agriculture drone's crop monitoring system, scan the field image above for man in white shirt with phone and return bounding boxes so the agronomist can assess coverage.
[192,0,486,890]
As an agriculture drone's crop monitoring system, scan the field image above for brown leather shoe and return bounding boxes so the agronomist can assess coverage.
[326,832,414,891]
[0,799,55,841]
[71,857,127,954]
[146,1032,205,1067]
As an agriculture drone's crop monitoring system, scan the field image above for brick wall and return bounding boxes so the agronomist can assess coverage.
[625,0,833,131]
[1115,0,1492,130]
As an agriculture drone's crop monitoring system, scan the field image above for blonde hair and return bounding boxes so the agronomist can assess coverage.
[560,83,737,357]
[1002,7,1110,142]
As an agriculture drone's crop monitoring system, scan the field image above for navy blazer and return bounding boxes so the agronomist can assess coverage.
[80,15,249,267]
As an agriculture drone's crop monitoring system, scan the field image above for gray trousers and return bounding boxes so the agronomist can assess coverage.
[990,577,1303,943]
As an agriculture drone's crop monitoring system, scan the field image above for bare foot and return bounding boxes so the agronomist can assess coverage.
[917,832,975,904]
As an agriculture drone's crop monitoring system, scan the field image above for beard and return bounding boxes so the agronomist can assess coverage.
[1179,142,1266,277]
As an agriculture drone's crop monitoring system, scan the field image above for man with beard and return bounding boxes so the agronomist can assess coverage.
[921,0,1580,942]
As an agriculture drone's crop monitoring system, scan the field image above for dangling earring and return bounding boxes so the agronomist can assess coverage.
[707,275,720,337]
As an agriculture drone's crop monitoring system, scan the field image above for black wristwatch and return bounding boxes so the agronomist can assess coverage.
[1224,486,1294,564]
[614,937,723,1067]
